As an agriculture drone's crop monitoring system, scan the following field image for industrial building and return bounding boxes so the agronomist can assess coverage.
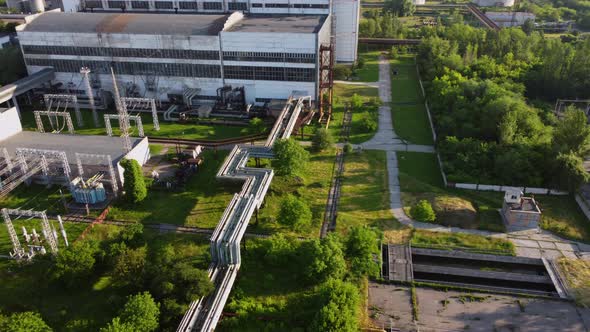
[8,0,358,63]
[16,11,332,106]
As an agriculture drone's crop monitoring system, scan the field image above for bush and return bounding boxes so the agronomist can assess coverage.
[350,93,363,110]
[247,117,267,135]
[333,64,352,80]
[0,311,51,332]
[272,138,309,176]
[360,114,378,132]
[312,128,334,152]
[343,143,353,153]
[410,200,436,222]
[120,158,147,203]
[102,292,160,332]
[277,195,313,231]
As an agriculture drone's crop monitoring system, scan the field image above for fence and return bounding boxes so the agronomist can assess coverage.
[413,59,567,196]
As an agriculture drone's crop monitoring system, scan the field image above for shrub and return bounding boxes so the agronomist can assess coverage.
[360,114,378,132]
[350,93,363,110]
[343,143,353,153]
[120,158,147,203]
[410,200,436,222]
[333,64,352,80]
[312,128,334,152]
[277,195,312,231]
[247,117,267,135]
[272,138,309,176]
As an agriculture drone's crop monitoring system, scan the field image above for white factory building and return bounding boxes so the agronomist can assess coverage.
[16,11,331,104]
[52,0,359,63]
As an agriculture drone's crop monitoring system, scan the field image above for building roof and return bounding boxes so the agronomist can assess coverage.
[21,12,230,35]
[0,131,144,164]
[226,15,327,33]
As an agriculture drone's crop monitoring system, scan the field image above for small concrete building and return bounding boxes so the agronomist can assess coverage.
[501,190,542,231]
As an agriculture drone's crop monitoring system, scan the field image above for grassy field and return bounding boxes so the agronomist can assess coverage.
[19,108,245,140]
[108,150,239,227]
[248,148,336,238]
[328,83,380,144]
[390,55,433,145]
[337,150,400,238]
[0,184,72,215]
[411,230,515,255]
[354,50,381,82]
[558,258,590,307]
[397,151,590,241]
[397,152,506,232]
[0,223,210,331]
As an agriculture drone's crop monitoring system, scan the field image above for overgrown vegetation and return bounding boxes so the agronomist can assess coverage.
[219,229,380,331]
[411,230,515,255]
[329,84,380,144]
[558,258,590,307]
[418,23,590,189]
[0,224,212,331]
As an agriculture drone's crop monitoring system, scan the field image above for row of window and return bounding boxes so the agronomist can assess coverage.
[21,45,316,63]
[82,0,327,10]
[22,45,220,60]
[222,51,315,63]
[27,58,221,78]
[251,3,328,8]
[224,66,314,82]
[85,0,223,9]
[26,58,316,82]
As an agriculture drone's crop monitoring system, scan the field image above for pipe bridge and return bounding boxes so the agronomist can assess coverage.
[177,96,309,332]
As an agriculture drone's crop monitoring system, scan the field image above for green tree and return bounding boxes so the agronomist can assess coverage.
[383,0,414,17]
[522,18,535,35]
[333,64,352,80]
[174,262,214,302]
[53,241,97,287]
[410,200,436,222]
[247,117,266,135]
[312,128,334,152]
[311,279,360,332]
[346,226,381,278]
[112,246,147,286]
[277,195,313,230]
[120,159,147,203]
[0,312,51,332]
[553,107,590,157]
[554,152,590,192]
[350,93,363,110]
[272,138,309,176]
[360,113,377,132]
[100,318,133,332]
[0,46,26,85]
[301,234,346,283]
[118,292,160,332]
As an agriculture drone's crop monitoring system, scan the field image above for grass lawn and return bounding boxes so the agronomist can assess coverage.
[108,150,240,228]
[0,223,210,331]
[19,108,245,140]
[328,83,380,144]
[354,50,381,82]
[337,150,400,238]
[249,148,336,238]
[390,55,433,145]
[398,151,506,232]
[0,184,72,215]
[397,151,590,242]
[411,230,515,255]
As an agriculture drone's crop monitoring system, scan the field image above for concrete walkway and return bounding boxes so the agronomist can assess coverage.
[333,80,379,88]
[359,56,590,260]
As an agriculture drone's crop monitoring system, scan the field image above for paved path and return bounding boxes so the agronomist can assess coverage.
[359,56,590,260]
[333,80,379,88]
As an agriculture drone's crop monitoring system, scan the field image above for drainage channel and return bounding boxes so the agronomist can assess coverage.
[383,245,568,298]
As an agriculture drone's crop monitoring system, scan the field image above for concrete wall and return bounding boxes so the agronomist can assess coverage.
[485,12,535,27]
[0,107,23,141]
[333,0,359,62]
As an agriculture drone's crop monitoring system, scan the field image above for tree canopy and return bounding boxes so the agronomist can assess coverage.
[0,311,51,332]
[272,138,309,176]
[120,158,147,203]
[277,195,313,231]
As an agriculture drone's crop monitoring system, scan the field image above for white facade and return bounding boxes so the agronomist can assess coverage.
[0,107,23,141]
[485,12,535,27]
[58,0,357,62]
[17,12,325,103]
[472,0,514,7]
[332,0,359,63]
[413,0,425,5]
